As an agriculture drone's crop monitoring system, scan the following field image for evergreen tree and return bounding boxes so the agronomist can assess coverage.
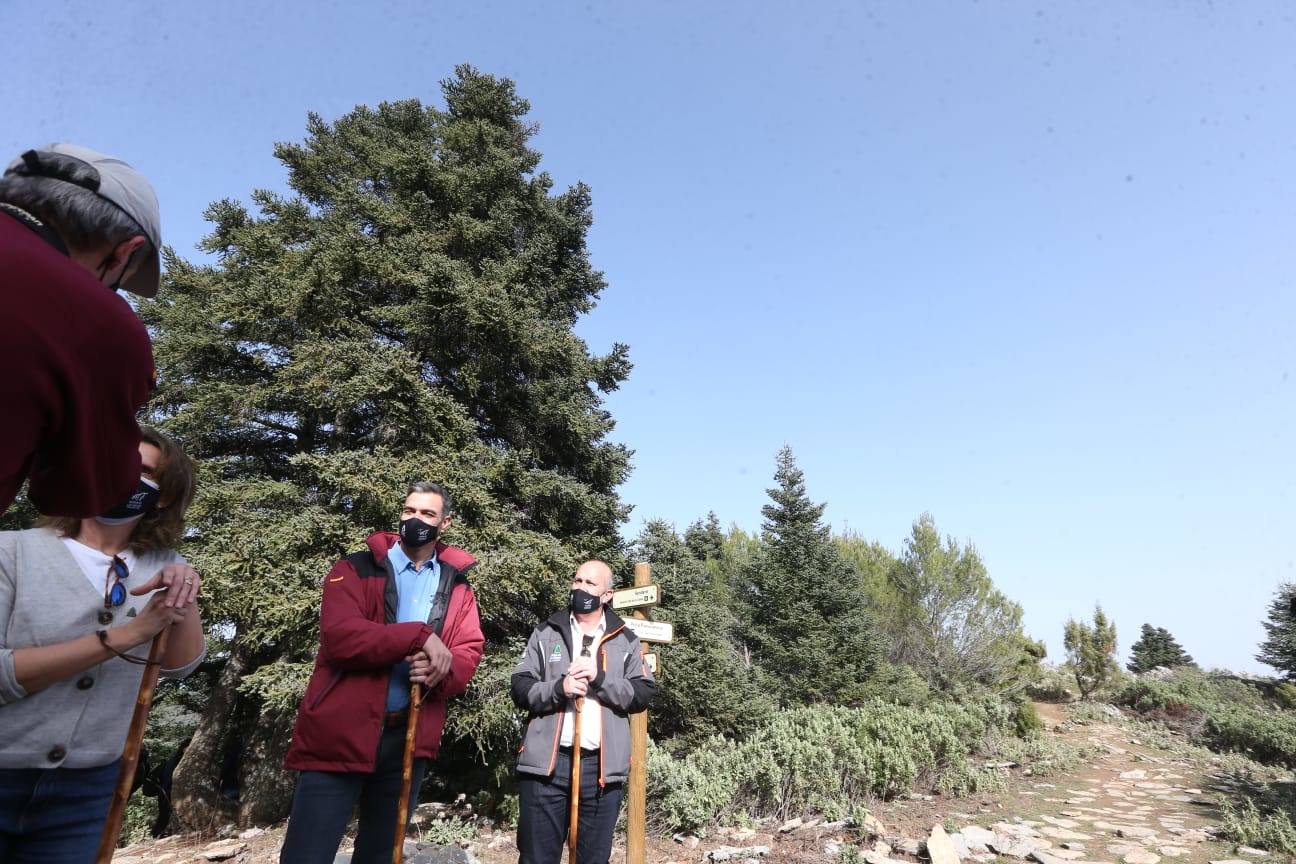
[139,66,630,825]
[739,448,887,706]
[1127,623,1195,673]
[1064,606,1119,699]
[1257,583,1296,680]
[631,521,772,748]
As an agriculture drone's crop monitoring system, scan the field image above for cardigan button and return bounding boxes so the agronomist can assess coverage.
[48,746,67,762]
[76,676,94,690]
[98,611,113,625]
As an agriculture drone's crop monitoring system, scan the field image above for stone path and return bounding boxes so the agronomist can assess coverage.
[874,702,1257,864]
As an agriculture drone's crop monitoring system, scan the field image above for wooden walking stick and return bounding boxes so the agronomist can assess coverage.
[393,683,424,864]
[567,694,583,862]
[96,629,170,864]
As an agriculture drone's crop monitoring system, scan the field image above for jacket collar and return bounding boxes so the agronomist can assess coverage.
[364,530,476,573]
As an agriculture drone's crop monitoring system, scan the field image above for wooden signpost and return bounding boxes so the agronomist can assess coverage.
[625,562,670,864]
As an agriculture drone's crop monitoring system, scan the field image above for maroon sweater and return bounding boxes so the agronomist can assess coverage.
[0,210,154,516]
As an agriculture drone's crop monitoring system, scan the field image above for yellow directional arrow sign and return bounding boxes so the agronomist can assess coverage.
[612,584,660,611]
[623,618,673,644]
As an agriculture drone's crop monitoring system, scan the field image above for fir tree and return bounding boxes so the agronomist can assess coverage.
[739,448,887,706]
[1257,583,1296,680]
[1127,624,1195,673]
[140,66,630,825]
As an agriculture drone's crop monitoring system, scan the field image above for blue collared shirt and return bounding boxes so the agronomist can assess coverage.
[385,542,441,712]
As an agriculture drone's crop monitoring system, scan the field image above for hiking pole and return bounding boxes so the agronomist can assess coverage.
[567,694,583,862]
[393,683,424,864]
[96,629,170,864]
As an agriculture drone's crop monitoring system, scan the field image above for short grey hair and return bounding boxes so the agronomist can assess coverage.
[0,174,144,255]
[405,481,452,515]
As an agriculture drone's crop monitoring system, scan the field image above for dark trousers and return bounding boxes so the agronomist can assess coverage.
[0,760,119,864]
[517,748,623,864]
[279,725,428,864]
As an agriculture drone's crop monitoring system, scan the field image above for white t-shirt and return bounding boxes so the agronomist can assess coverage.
[61,537,142,597]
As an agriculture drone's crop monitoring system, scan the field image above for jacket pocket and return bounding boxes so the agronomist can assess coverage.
[308,669,344,710]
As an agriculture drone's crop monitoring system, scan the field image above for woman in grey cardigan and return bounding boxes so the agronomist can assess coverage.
[0,426,207,863]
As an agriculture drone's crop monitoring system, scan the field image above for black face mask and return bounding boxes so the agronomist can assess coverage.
[399,517,438,548]
[569,588,602,614]
[95,477,161,525]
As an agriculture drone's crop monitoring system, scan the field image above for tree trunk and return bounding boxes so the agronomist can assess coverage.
[237,711,297,825]
[170,648,249,831]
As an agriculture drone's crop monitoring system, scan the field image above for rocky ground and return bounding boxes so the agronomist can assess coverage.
[111,702,1285,864]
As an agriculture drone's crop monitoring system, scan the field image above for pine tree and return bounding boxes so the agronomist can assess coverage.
[1127,624,1195,673]
[884,513,1032,691]
[1064,606,1119,699]
[1257,583,1296,680]
[739,447,887,706]
[139,66,630,825]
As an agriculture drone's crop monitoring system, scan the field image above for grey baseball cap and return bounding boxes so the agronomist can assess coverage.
[5,143,162,297]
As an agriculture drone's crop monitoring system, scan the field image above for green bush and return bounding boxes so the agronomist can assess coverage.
[1221,798,1296,856]
[1205,707,1296,768]
[646,700,1011,832]
[1274,683,1296,711]
[1013,700,1044,737]
[1026,665,1076,702]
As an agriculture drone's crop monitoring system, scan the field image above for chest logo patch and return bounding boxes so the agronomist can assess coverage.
[549,643,563,662]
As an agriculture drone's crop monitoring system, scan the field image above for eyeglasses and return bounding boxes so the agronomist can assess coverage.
[580,634,594,658]
[104,555,129,608]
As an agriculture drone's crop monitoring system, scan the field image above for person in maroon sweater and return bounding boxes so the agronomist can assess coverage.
[0,144,163,518]
[281,482,485,864]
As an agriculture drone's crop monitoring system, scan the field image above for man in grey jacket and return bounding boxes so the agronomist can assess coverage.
[510,561,657,864]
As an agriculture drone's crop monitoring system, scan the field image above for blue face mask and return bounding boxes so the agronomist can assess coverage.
[95,477,161,525]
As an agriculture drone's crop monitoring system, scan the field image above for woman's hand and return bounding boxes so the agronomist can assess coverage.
[120,590,188,648]
[130,562,201,609]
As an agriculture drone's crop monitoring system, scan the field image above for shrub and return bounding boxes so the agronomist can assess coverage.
[645,700,1011,832]
[1013,700,1044,737]
[1221,798,1296,856]
[1204,707,1296,768]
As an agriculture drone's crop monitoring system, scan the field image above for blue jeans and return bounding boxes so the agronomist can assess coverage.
[0,760,120,864]
[280,726,428,864]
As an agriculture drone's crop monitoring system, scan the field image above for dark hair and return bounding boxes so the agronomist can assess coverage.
[0,174,143,255]
[39,426,198,553]
[405,481,452,516]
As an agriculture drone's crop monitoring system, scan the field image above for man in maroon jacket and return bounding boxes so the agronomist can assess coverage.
[280,481,485,864]
[1,144,162,518]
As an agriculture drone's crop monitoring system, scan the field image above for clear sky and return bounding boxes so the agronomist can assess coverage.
[7,1,1294,674]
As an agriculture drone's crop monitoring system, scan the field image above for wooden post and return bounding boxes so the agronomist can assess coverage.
[626,562,651,864]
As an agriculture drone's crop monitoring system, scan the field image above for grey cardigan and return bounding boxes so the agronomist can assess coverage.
[0,528,205,769]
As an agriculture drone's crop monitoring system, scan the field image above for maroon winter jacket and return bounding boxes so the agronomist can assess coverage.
[284,532,485,772]
[0,209,153,517]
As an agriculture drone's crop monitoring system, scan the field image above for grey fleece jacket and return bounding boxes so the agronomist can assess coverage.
[0,528,206,769]
[510,607,657,785]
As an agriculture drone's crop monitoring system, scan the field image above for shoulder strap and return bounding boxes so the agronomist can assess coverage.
[426,567,456,637]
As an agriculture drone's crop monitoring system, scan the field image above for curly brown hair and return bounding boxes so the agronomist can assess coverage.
[38,426,197,552]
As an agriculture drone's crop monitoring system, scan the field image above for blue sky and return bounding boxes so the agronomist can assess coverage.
[7,1,1294,674]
